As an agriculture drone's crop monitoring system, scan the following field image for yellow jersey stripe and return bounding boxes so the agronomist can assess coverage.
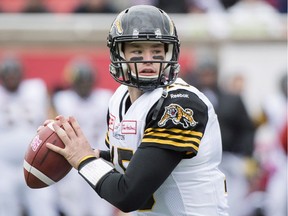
[145,127,203,137]
[105,132,110,144]
[145,132,201,144]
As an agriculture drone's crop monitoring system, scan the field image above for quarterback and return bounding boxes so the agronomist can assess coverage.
[46,5,229,216]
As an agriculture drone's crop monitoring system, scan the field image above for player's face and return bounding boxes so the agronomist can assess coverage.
[123,42,165,78]
[1,69,22,92]
[73,78,94,98]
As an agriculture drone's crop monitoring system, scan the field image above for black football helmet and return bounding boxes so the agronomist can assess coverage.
[0,56,23,92]
[107,5,180,91]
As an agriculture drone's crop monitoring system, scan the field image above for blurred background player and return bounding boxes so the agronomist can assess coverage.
[253,72,287,216]
[73,0,117,13]
[21,0,51,13]
[0,54,58,216]
[52,57,117,216]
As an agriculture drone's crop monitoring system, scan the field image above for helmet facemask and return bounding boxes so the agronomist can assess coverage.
[109,38,180,91]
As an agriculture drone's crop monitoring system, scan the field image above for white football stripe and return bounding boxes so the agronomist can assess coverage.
[47,121,55,131]
[23,160,56,186]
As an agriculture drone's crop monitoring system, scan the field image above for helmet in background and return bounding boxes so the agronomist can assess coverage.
[66,58,95,98]
[0,56,23,92]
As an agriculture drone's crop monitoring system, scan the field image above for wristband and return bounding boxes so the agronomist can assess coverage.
[77,155,96,169]
[78,158,114,188]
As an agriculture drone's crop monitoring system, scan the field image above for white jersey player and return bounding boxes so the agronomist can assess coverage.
[103,78,229,215]
[45,5,229,216]
[52,59,116,216]
[0,56,58,216]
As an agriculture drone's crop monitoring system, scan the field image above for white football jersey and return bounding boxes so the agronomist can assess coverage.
[107,78,229,216]
[0,79,49,131]
[0,79,49,165]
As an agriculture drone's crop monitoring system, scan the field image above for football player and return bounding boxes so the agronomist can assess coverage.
[0,55,58,216]
[45,5,229,216]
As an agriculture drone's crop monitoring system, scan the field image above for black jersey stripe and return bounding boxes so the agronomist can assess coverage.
[142,138,199,150]
[143,134,200,149]
[143,127,201,150]
[145,127,203,138]
[144,132,201,145]
[144,130,202,141]
[119,90,129,122]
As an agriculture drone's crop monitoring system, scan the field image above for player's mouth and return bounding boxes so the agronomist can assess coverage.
[138,69,157,77]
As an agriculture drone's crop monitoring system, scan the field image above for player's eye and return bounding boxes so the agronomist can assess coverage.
[129,49,142,55]
[153,49,163,54]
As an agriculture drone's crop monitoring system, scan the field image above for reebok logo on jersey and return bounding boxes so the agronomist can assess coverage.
[158,103,198,128]
[170,93,189,99]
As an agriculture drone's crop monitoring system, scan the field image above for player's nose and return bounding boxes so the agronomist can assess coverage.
[142,52,154,63]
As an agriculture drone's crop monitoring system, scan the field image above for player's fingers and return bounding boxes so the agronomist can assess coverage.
[43,119,54,126]
[58,116,77,140]
[37,125,44,133]
[37,119,54,132]
[52,122,71,145]
[55,115,62,121]
[46,142,64,156]
[69,116,84,137]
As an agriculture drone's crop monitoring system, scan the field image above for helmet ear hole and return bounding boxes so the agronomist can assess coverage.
[118,43,128,74]
[122,63,128,73]
[165,44,173,62]
[162,43,173,74]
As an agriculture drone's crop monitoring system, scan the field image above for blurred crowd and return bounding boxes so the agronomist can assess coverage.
[182,59,287,216]
[0,0,286,14]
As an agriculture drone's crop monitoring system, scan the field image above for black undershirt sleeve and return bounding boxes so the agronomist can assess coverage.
[99,150,111,161]
[95,146,183,212]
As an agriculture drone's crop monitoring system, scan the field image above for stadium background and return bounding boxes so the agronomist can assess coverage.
[0,2,286,119]
[0,1,286,215]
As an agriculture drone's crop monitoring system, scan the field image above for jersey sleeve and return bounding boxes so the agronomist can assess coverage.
[141,87,208,158]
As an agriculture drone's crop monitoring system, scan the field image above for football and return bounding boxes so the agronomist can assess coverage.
[23,121,72,188]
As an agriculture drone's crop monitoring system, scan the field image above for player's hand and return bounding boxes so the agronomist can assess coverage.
[37,119,54,132]
[46,115,96,169]
[37,116,62,132]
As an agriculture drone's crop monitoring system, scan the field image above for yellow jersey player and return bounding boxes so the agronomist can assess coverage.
[45,5,229,216]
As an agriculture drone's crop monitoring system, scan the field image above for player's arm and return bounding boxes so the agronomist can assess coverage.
[99,150,111,161]
[78,145,183,212]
